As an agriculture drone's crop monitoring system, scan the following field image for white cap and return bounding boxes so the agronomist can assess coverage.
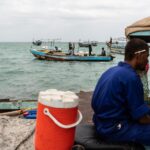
[38,89,79,108]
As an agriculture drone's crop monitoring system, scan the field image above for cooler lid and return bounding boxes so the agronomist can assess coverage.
[38,89,79,108]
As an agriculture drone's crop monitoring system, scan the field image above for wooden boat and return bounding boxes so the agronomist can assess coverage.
[0,99,37,115]
[78,41,98,47]
[106,37,126,55]
[30,49,114,62]
[125,16,150,43]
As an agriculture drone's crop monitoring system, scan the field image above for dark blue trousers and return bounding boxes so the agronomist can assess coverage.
[105,123,150,146]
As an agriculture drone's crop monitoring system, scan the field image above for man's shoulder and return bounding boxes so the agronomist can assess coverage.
[105,65,137,79]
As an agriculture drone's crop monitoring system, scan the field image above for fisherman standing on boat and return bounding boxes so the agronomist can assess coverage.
[68,42,74,55]
[88,44,92,56]
[92,38,150,146]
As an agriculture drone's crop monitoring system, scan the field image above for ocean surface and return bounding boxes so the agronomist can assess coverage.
[0,42,125,100]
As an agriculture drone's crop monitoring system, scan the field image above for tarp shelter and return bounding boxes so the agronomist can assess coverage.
[125,17,150,43]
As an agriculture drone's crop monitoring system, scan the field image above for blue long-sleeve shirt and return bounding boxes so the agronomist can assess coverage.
[92,61,150,136]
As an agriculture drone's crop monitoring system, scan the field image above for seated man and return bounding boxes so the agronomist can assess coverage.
[91,38,150,146]
[101,47,106,56]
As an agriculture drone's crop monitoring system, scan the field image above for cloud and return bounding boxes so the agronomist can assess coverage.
[0,0,150,41]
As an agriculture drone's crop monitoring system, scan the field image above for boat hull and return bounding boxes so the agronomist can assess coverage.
[110,47,124,55]
[30,49,114,62]
[0,99,37,113]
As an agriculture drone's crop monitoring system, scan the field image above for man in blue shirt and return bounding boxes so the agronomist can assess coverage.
[92,38,150,145]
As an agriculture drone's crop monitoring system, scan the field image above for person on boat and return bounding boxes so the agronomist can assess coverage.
[91,38,150,146]
[55,46,58,51]
[106,37,112,48]
[68,42,74,55]
[88,44,92,56]
[72,42,75,51]
[101,47,106,56]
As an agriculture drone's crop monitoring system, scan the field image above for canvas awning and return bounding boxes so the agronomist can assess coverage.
[125,17,150,42]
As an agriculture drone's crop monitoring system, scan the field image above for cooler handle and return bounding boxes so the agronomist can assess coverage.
[43,108,82,129]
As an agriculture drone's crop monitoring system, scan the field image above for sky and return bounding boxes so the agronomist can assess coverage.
[0,0,150,42]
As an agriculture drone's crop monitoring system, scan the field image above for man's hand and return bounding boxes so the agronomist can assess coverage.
[139,115,150,124]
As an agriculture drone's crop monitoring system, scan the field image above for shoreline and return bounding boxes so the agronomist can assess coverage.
[0,90,94,123]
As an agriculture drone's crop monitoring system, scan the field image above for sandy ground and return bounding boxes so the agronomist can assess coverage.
[0,91,93,150]
[0,116,35,150]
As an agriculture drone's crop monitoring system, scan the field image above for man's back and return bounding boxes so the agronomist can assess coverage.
[92,61,145,136]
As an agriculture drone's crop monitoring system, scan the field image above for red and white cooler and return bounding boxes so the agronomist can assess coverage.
[35,89,82,150]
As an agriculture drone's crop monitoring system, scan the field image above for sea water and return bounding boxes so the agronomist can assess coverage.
[0,42,128,100]
[0,42,150,149]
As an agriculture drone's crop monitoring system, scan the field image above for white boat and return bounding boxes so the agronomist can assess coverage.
[106,37,126,55]
[31,39,62,52]
[78,41,98,47]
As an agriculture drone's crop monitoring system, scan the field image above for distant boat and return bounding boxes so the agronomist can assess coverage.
[78,41,98,47]
[125,16,150,43]
[32,40,42,46]
[31,39,62,51]
[106,37,126,55]
[30,49,114,62]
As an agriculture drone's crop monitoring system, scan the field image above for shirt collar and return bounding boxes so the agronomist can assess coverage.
[118,61,134,70]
